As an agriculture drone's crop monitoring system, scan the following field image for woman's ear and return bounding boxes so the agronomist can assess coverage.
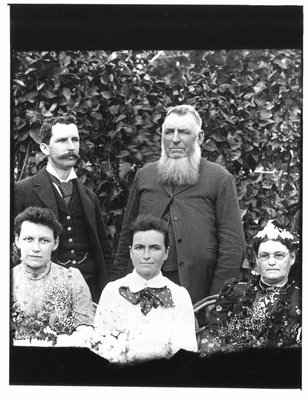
[53,237,59,251]
[14,234,20,249]
[253,251,261,273]
[164,246,170,261]
[290,251,296,266]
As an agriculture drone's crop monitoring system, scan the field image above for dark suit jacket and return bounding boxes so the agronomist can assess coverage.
[113,159,246,304]
[14,167,113,292]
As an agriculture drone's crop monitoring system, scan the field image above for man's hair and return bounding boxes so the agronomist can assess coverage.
[129,215,169,249]
[164,104,202,130]
[14,206,63,239]
[40,115,77,144]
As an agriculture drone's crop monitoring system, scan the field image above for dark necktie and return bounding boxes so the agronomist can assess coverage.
[48,172,74,206]
[119,286,175,315]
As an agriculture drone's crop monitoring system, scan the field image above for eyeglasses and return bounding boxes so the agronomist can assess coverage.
[258,252,289,262]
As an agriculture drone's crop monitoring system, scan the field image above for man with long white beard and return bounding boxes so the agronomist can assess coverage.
[112,105,246,304]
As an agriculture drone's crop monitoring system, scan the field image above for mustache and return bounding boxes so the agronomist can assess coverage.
[59,152,80,160]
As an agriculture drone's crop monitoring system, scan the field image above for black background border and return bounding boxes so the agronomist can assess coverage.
[9,4,303,388]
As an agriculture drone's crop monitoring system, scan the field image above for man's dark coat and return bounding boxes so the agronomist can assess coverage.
[14,167,112,292]
[113,159,246,304]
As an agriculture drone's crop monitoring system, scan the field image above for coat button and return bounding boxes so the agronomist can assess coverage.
[177,238,182,243]
[72,260,77,265]
[174,216,179,221]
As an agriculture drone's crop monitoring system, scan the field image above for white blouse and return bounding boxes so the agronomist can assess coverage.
[94,270,197,363]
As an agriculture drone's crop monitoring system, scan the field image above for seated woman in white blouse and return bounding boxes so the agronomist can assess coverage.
[11,206,95,343]
[94,215,197,364]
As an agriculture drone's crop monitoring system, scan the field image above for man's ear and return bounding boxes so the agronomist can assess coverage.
[197,130,204,145]
[40,142,49,156]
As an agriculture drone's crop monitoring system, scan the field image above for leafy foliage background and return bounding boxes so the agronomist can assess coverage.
[12,50,302,265]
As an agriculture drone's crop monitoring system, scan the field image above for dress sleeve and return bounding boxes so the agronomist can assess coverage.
[171,287,198,354]
[94,282,119,334]
[199,279,238,353]
[69,268,95,326]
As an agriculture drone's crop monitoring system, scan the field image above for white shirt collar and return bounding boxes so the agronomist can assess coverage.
[46,162,77,183]
[128,270,167,292]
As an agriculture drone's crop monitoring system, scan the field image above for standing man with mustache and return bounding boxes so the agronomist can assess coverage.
[113,105,246,305]
[14,116,112,302]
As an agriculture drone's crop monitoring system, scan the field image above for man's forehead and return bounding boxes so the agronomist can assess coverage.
[163,112,199,128]
[52,123,79,136]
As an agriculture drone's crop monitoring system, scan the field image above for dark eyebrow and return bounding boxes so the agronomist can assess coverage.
[56,136,68,141]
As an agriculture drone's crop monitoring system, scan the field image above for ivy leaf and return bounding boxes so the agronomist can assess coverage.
[14,79,26,87]
[101,91,112,99]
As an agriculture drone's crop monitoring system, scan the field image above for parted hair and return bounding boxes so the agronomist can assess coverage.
[40,115,77,144]
[129,215,169,249]
[14,206,63,239]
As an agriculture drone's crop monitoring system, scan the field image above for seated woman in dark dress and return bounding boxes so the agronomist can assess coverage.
[199,220,301,355]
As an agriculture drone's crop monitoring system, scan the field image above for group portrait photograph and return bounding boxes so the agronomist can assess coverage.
[4,2,306,398]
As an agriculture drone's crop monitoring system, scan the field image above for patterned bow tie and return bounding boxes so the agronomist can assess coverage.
[47,172,74,206]
[119,286,175,315]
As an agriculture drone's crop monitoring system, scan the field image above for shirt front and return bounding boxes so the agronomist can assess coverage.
[94,270,197,363]
[46,163,77,196]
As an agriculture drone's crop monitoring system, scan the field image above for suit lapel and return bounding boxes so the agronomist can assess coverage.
[75,180,96,227]
[160,182,173,197]
[33,168,58,216]
[173,184,194,196]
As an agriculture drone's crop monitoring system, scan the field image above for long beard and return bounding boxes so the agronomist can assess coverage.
[158,142,201,186]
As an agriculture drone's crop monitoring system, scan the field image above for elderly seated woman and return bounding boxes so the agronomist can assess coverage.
[11,206,95,343]
[199,220,301,355]
[94,215,197,364]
